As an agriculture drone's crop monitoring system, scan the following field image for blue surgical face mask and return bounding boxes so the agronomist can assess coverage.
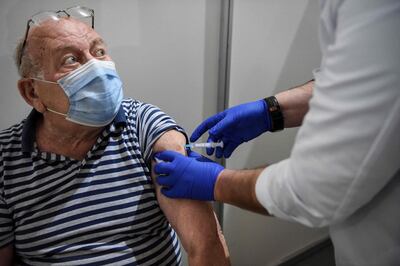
[32,59,123,127]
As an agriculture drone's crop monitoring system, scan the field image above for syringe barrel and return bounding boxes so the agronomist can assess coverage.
[195,142,223,148]
[185,142,223,149]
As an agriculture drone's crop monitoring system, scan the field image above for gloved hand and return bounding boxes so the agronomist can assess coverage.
[154,150,224,201]
[191,99,271,158]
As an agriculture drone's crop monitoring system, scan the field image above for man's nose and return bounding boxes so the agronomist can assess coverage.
[81,51,96,64]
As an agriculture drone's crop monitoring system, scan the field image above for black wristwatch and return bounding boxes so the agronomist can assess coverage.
[264,96,284,132]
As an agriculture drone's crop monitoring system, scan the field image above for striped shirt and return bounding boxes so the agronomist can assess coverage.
[0,99,184,265]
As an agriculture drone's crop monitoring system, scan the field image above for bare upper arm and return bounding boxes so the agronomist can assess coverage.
[0,244,13,266]
[150,130,220,251]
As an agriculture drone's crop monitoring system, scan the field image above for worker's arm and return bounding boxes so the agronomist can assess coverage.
[151,130,230,266]
[190,80,314,158]
[275,80,314,128]
[214,168,268,215]
[0,245,13,266]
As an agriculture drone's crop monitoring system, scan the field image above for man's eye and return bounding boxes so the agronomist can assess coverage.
[95,49,106,57]
[64,56,77,65]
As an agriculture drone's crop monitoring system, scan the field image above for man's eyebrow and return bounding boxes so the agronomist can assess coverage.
[91,38,107,47]
[51,43,79,60]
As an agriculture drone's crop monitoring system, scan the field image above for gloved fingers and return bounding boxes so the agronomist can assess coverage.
[206,136,217,155]
[161,187,178,199]
[223,141,240,158]
[209,115,236,140]
[190,112,225,142]
[154,161,174,175]
[215,145,224,158]
[157,174,175,187]
[188,150,216,163]
[195,154,216,163]
[154,150,182,162]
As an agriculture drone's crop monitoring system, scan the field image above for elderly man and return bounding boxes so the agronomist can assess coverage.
[0,6,229,266]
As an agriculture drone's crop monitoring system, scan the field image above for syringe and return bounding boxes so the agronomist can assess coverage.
[184,142,224,149]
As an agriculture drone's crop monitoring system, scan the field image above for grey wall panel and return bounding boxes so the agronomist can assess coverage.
[0,1,221,265]
[0,0,221,136]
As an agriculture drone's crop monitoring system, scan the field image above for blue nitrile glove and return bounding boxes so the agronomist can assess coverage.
[191,99,271,158]
[154,150,224,200]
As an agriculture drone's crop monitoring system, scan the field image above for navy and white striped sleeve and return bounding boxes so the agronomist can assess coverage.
[0,149,13,248]
[136,103,187,163]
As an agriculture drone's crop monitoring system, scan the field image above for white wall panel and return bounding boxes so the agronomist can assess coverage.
[224,1,328,265]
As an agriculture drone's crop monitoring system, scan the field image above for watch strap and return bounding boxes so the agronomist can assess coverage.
[264,96,284,132]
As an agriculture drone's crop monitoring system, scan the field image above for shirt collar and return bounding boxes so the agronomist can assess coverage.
[21,105,127,153]
[21,109,38,153]
[113,104,127,127]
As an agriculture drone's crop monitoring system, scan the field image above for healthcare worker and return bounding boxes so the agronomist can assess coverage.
[155,0,400,265]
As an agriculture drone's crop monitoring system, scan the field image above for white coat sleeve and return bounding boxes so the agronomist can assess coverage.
[256,0,400,228]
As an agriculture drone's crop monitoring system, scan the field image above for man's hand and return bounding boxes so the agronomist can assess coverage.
[155,150,224,200]
[191,99,271,158]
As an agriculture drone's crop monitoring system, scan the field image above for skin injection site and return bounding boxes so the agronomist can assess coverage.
[0,1,399,266]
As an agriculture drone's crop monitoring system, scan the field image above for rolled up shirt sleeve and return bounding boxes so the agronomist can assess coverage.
[135,102,186,164]
[256,0,400,228]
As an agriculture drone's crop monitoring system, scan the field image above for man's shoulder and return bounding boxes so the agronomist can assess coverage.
[121,98,160,110]
[121,98,166,120]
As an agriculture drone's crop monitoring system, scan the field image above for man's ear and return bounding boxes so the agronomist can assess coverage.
[17,78,46,113]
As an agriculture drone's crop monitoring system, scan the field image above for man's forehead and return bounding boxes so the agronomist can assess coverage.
[28,18,98,44]
[26,17,104,60]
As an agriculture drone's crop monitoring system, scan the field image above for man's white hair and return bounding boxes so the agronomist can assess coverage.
[14,38,43,78]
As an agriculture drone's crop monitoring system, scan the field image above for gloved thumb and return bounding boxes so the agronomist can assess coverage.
[188,150,202,159]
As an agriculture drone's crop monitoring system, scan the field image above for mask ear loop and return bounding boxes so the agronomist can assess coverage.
[47,108,67,117]
[30,77,58,84]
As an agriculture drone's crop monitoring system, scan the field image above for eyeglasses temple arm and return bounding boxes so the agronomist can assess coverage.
[92,9,95,29]
[19,19,33,67]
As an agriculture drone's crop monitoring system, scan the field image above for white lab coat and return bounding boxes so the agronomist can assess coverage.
[255,0,400,265]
